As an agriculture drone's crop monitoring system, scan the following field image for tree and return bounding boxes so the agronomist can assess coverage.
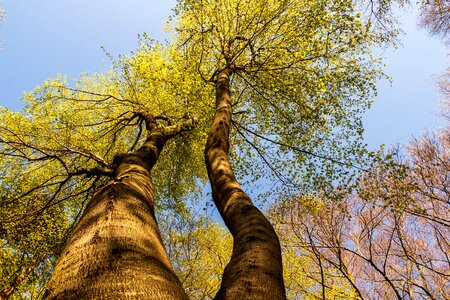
[173,0,390,297]
[270,101,450,299]
[1,0,392,298]
[367,0,450,43]
[0,6,4,24]
[160,210,232,299]
[0,50,206,298]
[268,198,362,299]
[438,69,450,99]
[419,0,450,43]
[41,113,197,299]
[174,0,384,199]
[0,4,5,47]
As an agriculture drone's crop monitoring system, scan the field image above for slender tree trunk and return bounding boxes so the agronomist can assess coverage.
[204,68,286,299]
[43,120,193,300]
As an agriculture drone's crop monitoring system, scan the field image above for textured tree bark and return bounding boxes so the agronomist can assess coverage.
[43,122,192,300]
[205,68,286,300]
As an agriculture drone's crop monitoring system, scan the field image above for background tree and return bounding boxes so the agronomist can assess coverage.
[366,0,450,43]
[160,209,232,299]
[419,0,450,43]
[0,4,5,48]
[268,199,362,299]
[0,6,4,25]
[270,101,450,299]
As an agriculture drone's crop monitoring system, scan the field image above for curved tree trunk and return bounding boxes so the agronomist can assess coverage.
[43,120,193,300]
[205,68,286,300]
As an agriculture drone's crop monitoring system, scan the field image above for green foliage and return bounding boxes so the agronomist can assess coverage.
[0,41,210,298]
[0,254,55,300]
[159,208,232,299]
[119,38,215,202]
[1,0,404,297]
[172,0,389,199]
[269,197,361,299]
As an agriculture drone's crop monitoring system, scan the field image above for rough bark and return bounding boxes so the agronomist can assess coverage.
[204,68,286,300]
[43,117,195,300]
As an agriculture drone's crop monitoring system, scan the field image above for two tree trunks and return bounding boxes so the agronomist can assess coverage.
[44,69,286,299]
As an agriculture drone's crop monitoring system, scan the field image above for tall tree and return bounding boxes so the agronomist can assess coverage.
[42,112,197,299]
[173,0,388,296]
[2,0,393,298]
[204,66,287,299]
[174,0,386,198]
[0,44,207,299]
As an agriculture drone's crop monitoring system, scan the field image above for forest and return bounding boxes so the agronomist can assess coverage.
[0,0,449,299]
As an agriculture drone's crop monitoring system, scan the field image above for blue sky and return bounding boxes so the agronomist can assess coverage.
[0,1,447,149]
[363,8,447,148]
[0,0,175,105]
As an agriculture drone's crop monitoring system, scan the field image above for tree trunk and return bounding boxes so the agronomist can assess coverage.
[204,68,286,300]
[43,125,190,299]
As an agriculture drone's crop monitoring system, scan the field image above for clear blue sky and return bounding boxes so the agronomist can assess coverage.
[0,1,447,149]
[0,0,176,106]
[363,8,447,148]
